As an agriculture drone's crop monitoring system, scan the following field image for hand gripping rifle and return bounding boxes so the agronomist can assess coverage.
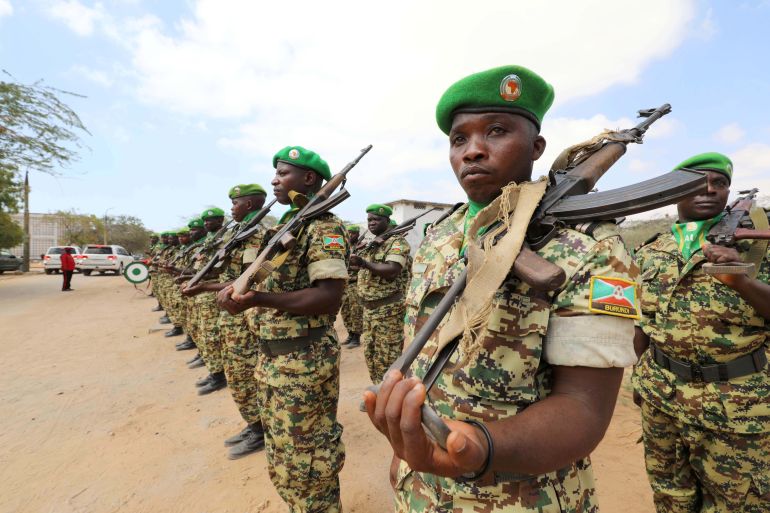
[366,104,710,449]
[355,207,440,253]
[702,188,770,276]
[231,145,373,295]
[182,198,278,290]
[174,220,236,281]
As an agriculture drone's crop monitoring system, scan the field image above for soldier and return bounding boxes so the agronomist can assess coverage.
[632,153,770,512]
[149,233,164,310]
[163,227,192,338]
[341,224,364,348]
[157,231,178,325]
[179,217,209,356]
[184,184,269,458]
[364,65,640,512]
[217,145,347,512]
[190,207,229,395]
[350,204,411,383]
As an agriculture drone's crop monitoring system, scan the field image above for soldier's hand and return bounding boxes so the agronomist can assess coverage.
[703,244,750,287]
[363,371,489,479]
[349,255,364,268]
[216,285,245,314]
[181,283,201,297]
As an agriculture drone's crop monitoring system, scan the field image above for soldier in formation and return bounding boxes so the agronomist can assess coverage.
[341,224,363,348]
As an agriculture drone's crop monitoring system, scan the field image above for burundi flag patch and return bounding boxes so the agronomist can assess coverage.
[322,234,345,251]
[588,276,640,319]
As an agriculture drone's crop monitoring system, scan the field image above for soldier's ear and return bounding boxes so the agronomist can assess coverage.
[532,135,546,161]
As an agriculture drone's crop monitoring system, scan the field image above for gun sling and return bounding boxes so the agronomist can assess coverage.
[650,343,767,383]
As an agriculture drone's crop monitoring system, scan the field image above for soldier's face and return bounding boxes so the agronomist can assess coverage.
[178,234,191,244]
[677,170,730,221]
[272,162,319,204]
[231,197,249,222]
[161,236,169,244]
[150,237,158,245]
[204,217,224,232]
[367,213,390,236]
[350,231,359,245]
[170,236,179,246]
[190,227,206,240]
[449,112,546,204]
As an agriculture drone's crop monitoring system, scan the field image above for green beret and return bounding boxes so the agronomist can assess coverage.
[273,146,331,181]
[229,183,267,199]
[366,204,393,217]
[188,217,204,229]
[346,224,360,232]
[201,207,225,219]
[435,65,555,135]
[674,152,733,182]
[167,230,178,236]
[151,233,159,238]
[177,227,190,235]
[160,231,169,237]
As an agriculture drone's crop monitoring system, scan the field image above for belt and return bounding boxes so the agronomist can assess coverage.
[650,343,767,383]
[362,292,403,309]
[258,327,328,357]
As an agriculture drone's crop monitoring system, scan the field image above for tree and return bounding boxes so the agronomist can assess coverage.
[0,212,22,248]
[0,167,21,212]
[0,71,90,270]
[105,215,153,254]
[55,210,103,247]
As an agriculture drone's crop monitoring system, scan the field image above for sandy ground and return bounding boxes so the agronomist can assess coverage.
[0,272,653,513]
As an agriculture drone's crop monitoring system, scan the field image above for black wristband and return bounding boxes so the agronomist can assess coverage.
[457,419,494,482]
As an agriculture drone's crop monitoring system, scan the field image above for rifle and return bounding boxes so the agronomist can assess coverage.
[365,104,710,449]
[231,145,373,295]
[703,188,770,275]
[355,207,439,253]
[183,198,278,290]
[175,220,235,280]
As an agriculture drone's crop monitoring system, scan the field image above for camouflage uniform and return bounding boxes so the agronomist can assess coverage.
[394,205,639,512]
[149,243,165,301]
[248,213,348,513]
[341,265,363,335]
[155,245,174,313]
[166,244,190,328]
[217,223,266,425]
[357,235,411,383]
[632,232,770,512]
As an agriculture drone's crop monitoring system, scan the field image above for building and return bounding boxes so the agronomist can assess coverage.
[8,213,65,261]
[384,199,455,254]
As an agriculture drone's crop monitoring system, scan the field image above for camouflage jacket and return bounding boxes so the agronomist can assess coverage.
[356,234,412,302]
[633,231,770,434]
[397,205,638,487]
[218,223,267,283]
[250,213,349,340]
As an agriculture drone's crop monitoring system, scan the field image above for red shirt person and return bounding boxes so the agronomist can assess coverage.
[60,248,76,291]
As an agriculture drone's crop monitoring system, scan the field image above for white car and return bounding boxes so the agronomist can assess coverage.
[78,245,134,276]
[43,246,82,274]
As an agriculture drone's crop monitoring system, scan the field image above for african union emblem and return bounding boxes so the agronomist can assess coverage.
[588,276,639,319]
[124,261,150,284]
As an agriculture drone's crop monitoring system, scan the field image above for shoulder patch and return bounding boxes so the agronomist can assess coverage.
[588,276,640,319]
[322,234,345,251]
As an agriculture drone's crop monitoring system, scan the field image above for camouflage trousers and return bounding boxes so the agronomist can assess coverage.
[341,281,363,335]
[641,400,770,512]
[255,333,345,513]
[362,300,405,383]
[194,292,224,374]
[218,311,261,425]
[167,281,184,328]
[394,457,597,512]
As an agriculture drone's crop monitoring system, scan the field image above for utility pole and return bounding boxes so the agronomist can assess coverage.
[22,170,30,272]
[103,207,114,244]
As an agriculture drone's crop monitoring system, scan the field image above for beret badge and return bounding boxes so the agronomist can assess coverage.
[288,148,300,160]
[499,74,522,102]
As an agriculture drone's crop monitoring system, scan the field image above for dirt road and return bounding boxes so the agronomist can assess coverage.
[0,272,653,513]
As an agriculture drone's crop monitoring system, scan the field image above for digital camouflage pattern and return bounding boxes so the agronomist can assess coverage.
[357,235,411,383]
[632,232,770,511]
[341,270,363,335]
[395,205,638,512]
[218,225,266,425]
[255,333,345,513]
[249,213,348,512]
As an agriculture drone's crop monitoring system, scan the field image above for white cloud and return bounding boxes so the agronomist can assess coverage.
[713,122,745,144]
[45,0,106,36]
[0,0,13,18]
[71,65,113,86]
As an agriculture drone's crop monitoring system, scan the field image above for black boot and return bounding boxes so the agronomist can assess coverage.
[187,355,204,369]
[345,333,361,348]
[176,335,194,348]
[175,339,195,350]
[165,326,183,337]
[227,423,265,459]
[195,374,213,387]
[159,315,171,324]
[224,425,253,447]
[151,303,163,312]
[185,352,201,365]
[197,372,226,395]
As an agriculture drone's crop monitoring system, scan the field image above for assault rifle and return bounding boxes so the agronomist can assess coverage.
[703,188,770,275]
[174,220,236,281]
[354,207,439,253]
[365,104,710,449]
[231,145,372,295]
[182,198,278,290]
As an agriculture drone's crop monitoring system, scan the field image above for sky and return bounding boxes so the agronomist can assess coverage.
[1,0,770,231]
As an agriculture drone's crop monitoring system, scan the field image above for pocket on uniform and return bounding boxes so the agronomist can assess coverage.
[719,373,770,421]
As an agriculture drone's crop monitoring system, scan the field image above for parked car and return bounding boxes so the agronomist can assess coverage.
[44,246,82,274]
[0,249,22,273]
[78,244,134,276]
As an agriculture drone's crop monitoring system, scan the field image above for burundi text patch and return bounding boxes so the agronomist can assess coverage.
[322,234,345,251]
[588,276,640,319]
